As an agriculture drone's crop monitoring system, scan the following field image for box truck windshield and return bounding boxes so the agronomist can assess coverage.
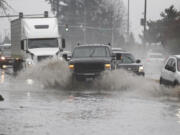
[28,38,58,49]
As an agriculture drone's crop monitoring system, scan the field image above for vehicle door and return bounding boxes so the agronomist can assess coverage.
[161,58,172,81]
[163,58,176,82]
[168,58,176,82]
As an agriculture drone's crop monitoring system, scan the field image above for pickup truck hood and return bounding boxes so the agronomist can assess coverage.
[28,48,59,56]
[69,57,111,64]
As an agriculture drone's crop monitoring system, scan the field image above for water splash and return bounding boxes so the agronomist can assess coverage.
[18,58,72,89]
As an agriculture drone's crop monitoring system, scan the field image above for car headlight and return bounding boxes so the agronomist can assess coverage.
[139,66,144,72]
[1,56,5,60]
[26,59,34,66]
[105,64,111,70]
[69,64,74,70]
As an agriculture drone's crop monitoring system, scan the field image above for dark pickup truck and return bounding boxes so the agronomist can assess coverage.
[69,44,114,81]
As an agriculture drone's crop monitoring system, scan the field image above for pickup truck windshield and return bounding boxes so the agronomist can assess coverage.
[28,39,58,49]
[72,46,110,58]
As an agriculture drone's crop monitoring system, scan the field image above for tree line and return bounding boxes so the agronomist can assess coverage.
[45,0,127,47]
[144,5,180,53]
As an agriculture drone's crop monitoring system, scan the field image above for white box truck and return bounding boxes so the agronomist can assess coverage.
[11,13,65,72]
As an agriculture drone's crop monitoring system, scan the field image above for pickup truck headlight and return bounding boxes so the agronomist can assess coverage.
[105,64,111,70]
[138,66,144,72]
[69,64,74,70]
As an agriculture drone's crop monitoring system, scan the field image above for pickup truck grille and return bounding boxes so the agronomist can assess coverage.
[37,56,52,62]
[74,63,105,73]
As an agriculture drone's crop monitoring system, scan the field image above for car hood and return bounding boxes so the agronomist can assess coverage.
[117,63,143,70]
[69,57,111,64]
[117,63,143,66]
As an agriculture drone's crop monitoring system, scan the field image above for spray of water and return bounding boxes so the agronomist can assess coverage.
[94,70,159,94]
[13,58,180,101]
[17,58,72,89]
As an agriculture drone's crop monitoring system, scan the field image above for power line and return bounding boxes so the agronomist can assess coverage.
[59,24,113,31]
[0,14,44,18]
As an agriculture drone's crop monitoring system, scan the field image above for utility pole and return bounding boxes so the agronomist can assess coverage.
[83,0,87,44]
[144,0,147,42]
[127,0,130,37]
[111,1,114,46]
[56,0,60,19]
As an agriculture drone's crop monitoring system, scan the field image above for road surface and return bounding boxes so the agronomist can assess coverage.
[0,61,180,135]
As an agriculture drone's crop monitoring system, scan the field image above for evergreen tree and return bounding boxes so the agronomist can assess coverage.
[45,0,126,30]
[144,5,180,44]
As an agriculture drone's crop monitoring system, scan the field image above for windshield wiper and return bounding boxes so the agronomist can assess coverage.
[89,49,95,57]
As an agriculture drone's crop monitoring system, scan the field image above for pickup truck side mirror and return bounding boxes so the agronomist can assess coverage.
[21,41,24,50]
[136,59,141,63]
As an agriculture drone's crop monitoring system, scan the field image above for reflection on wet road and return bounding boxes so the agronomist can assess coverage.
[0,69,180,135]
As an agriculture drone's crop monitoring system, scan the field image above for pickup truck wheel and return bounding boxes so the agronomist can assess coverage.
[173,80,179,87]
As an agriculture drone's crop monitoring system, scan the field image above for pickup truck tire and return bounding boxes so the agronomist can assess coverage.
[160,77,164,85]
[173,80,179,87]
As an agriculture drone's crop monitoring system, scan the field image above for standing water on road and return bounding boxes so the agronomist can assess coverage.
[0,59,180,135]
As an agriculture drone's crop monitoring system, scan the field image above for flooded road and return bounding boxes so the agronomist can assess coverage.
[0,61,180,135]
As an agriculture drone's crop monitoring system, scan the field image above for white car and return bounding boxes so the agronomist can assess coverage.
[160,55,180,86]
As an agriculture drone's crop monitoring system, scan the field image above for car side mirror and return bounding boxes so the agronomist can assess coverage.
[136,59,141,63]
[165,65,176,72]
[171,66,176,72]
[165,65,170,70]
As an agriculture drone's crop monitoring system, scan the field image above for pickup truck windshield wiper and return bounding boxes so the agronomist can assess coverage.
[89,49,95,57]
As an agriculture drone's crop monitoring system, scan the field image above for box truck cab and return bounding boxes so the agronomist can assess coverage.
[11,14,65,72]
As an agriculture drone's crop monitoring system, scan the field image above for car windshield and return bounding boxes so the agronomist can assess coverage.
[72,46,110,58]
[28,38,58,49]
[116,53,136,64]
[177,58,180,71]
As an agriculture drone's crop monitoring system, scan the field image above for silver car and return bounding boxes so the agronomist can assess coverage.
[160,55,180,86]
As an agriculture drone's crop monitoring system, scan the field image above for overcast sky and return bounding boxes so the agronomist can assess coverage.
[122,0,180,41]
[0,0,180,42]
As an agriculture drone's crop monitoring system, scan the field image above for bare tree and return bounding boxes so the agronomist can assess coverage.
[0,0,12,15]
